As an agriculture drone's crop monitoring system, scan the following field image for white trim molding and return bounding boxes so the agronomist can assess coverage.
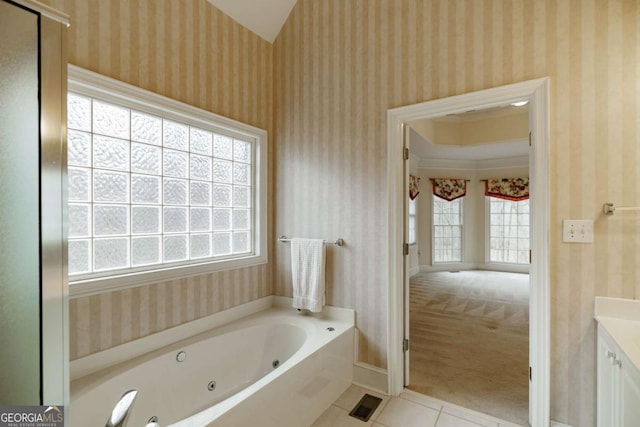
[387,78,550,426]
[12,0,70,26]
[353,363,388,395]
[353,328,389,394]
[477,263,530,274]
[419,263,476,273]
[418,155,529,171]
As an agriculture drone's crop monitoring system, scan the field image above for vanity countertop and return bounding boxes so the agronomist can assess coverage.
[595,296,640,373]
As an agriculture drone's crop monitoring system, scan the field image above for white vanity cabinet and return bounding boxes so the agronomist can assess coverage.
[597,324,640,427]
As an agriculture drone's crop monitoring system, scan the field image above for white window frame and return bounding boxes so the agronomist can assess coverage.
[67,65,268,298]
[408,197,417,245]
[431,195,464,264]
[485,196,530,266]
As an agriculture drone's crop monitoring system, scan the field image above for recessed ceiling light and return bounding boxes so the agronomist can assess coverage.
[511,101,529,107]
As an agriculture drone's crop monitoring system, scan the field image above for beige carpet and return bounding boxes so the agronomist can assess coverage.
[407,270,529,426]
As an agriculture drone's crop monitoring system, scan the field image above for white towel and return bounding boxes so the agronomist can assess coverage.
[290,238,326,312]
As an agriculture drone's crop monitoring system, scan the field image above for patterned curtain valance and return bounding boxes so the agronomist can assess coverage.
[485,177,529,201]
[409,175,420,200]
[432,178,467,201]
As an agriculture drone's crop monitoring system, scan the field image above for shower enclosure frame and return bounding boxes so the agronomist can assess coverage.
[1,0,70,408]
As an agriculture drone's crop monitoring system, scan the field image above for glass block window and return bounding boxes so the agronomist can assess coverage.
[432,196,463,263]
[488,198,530,264]
[67,93,254,277]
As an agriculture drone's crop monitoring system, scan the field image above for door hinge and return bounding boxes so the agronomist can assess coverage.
[529,366,532,381]
[403,338,409,352]
[529,131,532,147]
[529,249,532,264]
[403,243,409,256]
[403,147,409,160]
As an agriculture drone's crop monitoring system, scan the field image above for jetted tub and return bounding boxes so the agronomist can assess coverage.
[71,304,354,427]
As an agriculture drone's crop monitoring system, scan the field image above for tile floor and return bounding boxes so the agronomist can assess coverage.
[312,385,526,427]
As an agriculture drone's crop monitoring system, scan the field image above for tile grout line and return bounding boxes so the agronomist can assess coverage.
[433,405,444,427]
[370,397,391,422]
[331,386,521,427]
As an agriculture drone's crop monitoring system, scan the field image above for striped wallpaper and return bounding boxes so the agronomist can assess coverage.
[273,1,640,425]
[38,0,274,361]
[34,0,640,424]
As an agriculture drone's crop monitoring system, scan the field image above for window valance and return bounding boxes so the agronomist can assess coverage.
[484,177,529,201]
[409,174,420,200]
[431,178,467,201]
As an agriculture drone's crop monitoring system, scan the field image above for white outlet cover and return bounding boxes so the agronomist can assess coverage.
[562,219,594,243]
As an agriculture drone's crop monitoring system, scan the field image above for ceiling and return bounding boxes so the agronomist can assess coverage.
[207,0,298,43]
[409,128,529,161]
[409,103,530,162]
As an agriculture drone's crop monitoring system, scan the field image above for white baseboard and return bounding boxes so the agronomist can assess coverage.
[352,327,388,394]
[418,263,530,274]
[550,421,572,427]
[353,362,388,395]
[420,263,476,273]
[477,263,530,274]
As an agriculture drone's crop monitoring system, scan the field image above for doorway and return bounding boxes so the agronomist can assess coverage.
[405,107,531,424]
[386,78,550,426]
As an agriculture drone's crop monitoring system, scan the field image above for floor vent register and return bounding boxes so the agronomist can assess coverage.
[348,394,383,422]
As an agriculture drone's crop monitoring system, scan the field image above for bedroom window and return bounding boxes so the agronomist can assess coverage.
[487,198,530,264]
[408,198,417,245]
[67,66,267,296]
[432,196,463,263]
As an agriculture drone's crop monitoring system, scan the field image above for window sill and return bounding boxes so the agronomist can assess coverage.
[69,254,267,298]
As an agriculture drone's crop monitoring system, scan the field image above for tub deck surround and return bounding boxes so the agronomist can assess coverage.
[272,295,355,323]
[71,296,354,427]
[71,296,354,380]
[594,296,640,372]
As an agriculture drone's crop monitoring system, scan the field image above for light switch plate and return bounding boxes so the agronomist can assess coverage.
[562,219,593,243]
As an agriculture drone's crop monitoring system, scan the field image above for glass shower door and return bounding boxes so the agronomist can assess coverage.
[0,0,42,404]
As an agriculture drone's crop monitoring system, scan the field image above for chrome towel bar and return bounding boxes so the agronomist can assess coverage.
[279,235,344,246]
[603,203,640,215]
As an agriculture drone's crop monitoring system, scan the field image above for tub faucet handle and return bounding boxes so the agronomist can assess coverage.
[105,389,138,427]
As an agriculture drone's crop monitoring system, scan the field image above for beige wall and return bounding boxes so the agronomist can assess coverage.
[430,112,529,146]
[458,112,528,146]
[273,1,640,425]
[40,0,274,361]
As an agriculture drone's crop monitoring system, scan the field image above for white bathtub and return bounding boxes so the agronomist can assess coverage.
[71,303,354,427]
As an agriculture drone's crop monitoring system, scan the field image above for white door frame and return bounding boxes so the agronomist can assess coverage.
[386,78,550,426]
